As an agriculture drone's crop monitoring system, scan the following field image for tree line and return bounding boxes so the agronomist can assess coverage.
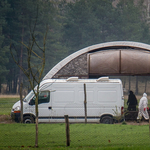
[1,0,150,94]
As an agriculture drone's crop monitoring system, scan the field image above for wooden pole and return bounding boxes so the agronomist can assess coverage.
[84,83,87,123]
[20,83,23,123]
[65,115,70,146]
[149,112,150,137]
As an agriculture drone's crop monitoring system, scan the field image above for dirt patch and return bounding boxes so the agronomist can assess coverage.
[0,95,20,98]
[123,121,149,125]
[0,115,15,124]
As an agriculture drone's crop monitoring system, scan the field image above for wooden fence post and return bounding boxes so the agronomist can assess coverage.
[65,115,70,146]
[84,83,87,123]
[149,114,150,137]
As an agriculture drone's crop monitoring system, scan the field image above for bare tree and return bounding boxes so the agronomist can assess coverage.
[20,83,23,123]
[10,13,48,147]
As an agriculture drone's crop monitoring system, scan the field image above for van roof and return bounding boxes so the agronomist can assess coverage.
[41,77,122,85]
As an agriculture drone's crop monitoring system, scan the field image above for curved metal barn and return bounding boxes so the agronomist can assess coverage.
[43,41,150,79]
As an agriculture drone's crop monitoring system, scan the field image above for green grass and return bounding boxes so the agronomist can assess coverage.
[0,123,150,150]
[0,98,19,115]
[1,98,150,150]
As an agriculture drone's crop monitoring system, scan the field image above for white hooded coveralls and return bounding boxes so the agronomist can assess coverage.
[137,93,149,120]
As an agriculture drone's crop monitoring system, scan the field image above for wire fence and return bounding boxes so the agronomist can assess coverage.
[0,100,150,148]
[0,121,150,148]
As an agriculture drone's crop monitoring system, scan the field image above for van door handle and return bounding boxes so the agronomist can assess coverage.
[48,106,52,109]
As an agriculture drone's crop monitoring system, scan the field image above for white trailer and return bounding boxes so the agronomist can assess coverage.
[11,77,124,124]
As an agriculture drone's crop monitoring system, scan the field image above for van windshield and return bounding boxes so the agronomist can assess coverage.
[24,90,34,102]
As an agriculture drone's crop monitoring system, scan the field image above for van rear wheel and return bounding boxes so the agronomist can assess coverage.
[100,116,113,124]
[23,116,34,124]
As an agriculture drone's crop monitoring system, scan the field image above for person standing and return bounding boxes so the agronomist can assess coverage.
[137,93,149,121]
[127,91,138,111]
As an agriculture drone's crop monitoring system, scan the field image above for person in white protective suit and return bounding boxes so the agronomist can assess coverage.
[137,93,149,121]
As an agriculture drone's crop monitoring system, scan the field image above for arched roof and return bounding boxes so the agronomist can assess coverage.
[43,41,150,80]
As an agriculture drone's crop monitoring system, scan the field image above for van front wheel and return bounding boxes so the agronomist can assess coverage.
[100,116,113,124]
[23,116,34,124]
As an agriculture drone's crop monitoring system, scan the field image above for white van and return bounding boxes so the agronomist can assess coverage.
[11,77,124,124]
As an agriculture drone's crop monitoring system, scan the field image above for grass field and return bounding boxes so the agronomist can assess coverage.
[1,98,150,150]
[0,98,18,115]
[0,123,150,150]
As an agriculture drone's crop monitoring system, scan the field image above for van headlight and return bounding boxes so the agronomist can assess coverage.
[14,106,20,111]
